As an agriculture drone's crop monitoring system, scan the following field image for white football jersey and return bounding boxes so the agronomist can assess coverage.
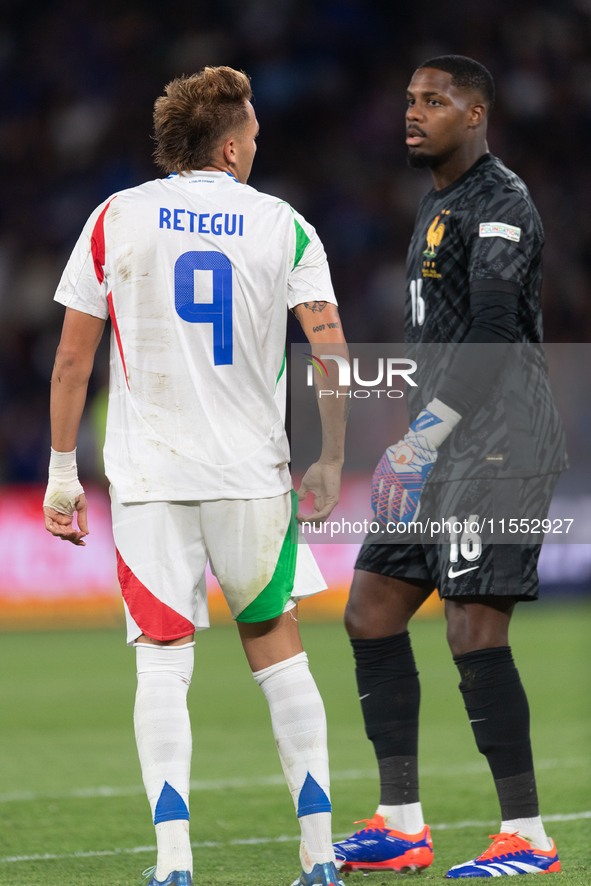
[54,171,337,502]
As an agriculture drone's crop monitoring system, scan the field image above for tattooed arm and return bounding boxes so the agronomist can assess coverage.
[291,301,349,523]
[291,301,344,341]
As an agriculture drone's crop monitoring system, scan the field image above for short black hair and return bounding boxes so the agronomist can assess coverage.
[417,55,495,114]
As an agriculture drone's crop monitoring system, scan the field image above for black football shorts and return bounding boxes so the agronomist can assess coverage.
[355,473,561,601]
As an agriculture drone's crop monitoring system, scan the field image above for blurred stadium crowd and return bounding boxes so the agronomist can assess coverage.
[1,0,590,484]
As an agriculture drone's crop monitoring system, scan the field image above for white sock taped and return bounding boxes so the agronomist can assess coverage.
[155,820,191,879]
[501,815,552,850]
[134,643,195,878]
[253,652,335,871]
[376,802,425,834]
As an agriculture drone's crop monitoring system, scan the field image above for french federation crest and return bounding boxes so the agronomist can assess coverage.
[423,210,450,257]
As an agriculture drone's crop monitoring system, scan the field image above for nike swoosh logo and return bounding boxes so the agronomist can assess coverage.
[359,694,370,701]
[448,565,479,578]
[470,718,487,723]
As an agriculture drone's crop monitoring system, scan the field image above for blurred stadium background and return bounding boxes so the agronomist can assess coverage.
[1,0,590,627]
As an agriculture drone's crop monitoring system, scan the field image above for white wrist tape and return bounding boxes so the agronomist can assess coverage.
[428,397,462,426]
[43,448,85,516]
[413,397,462,449]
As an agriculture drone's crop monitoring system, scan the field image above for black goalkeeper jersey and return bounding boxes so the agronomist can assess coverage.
[404,153,568,480]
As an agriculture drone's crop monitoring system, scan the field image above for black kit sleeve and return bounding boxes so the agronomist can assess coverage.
[436,282,519,416]
[436,184,539,417]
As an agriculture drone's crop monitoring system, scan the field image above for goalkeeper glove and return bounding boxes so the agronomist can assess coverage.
[43,448,85,515]
[371,398,461,526]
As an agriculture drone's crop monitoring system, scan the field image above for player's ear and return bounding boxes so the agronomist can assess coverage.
[468,102,487,128]
[222,137,237,166]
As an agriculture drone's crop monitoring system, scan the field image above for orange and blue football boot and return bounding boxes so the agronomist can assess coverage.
[333,814,433,873]
[445,832,560,878]
[290,861,345,886]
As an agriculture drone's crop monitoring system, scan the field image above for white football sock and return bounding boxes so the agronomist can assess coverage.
[376,802,425,834]
[500,815,552,850]
[155,820,191,878]
[134,643,195,879]
[253,652,335,873]
[299,812,334,872]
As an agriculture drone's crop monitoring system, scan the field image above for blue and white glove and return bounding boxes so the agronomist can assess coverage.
[371,398,461,525]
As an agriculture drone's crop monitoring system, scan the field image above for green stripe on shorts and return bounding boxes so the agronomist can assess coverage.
[236,490,299,623]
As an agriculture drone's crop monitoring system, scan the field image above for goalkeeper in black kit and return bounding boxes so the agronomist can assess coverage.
[333,57,567,878]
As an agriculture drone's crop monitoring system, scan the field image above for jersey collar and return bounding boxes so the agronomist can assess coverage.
[431,152,493,198]
[164,170,243,194]
[165,170,240,184]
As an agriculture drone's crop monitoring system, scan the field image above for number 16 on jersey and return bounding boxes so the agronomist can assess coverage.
[410,278,425,327]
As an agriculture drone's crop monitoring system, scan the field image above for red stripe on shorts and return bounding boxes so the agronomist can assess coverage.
[116,550,195,641]
[91,197,116,284]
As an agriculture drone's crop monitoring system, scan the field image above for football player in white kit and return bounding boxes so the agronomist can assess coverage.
[43,67,348,886]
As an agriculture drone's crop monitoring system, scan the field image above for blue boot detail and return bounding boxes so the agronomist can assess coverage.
[141,867,193,886]
[290,861,345,886]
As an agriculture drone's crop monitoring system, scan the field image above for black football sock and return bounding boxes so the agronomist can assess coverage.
[454,646,539,820]
[350,632,420,805]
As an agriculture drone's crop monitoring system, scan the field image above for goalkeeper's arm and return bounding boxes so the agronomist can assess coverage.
[291,301,349,524]
[373,286,519,525]
[44,308,106,546]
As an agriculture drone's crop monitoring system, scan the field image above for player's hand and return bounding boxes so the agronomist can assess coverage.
[44,494,89,546]
[296,461,342,524]
[371,433,438,526]
[371,399,462,526]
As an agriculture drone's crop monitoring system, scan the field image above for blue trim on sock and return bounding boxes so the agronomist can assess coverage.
[297,772,332,817]
[153,781,190,824]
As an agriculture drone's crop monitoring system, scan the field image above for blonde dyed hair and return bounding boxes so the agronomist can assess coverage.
[153,66,252,173]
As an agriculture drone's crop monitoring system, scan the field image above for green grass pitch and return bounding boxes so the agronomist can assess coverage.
[0,601,589,885]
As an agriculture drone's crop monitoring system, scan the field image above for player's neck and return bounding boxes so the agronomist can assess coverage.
[201,163,238,180]
[430,141,489,191]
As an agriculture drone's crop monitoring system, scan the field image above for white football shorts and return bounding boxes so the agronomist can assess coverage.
[110,487,327,644]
